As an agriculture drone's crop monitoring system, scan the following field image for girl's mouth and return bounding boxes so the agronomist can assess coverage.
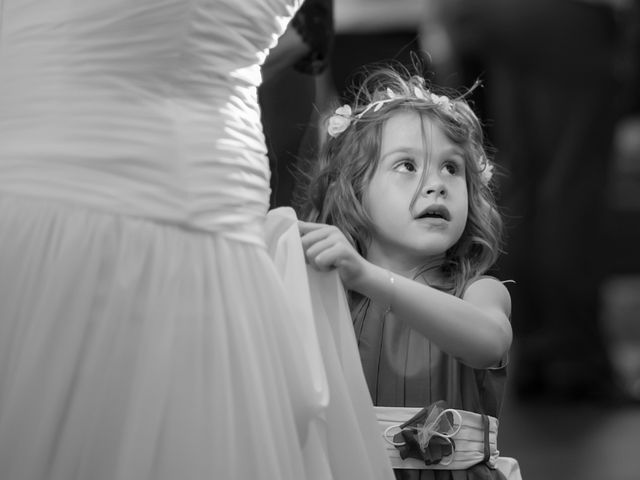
[415,205,450,221]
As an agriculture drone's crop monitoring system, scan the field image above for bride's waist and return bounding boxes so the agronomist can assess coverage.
[0,80,271,242]
[0,156,271,244]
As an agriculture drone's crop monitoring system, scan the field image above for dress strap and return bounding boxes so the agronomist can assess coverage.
[481,413,491,464]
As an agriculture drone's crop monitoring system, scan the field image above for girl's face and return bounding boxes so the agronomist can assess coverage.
[363,111,468,269]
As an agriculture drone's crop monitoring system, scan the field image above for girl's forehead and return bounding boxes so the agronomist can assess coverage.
[380,110,450,150]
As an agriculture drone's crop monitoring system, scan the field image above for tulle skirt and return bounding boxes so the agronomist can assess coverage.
[0,194,393,480]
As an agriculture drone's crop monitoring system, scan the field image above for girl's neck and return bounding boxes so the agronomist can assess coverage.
[366,248,446,284]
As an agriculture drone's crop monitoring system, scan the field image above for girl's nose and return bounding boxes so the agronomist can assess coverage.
[422,178,447,198]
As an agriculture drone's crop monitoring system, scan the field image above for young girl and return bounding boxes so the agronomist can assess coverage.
[299,67,516,479]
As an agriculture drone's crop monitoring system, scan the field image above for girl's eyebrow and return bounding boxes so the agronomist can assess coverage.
[441,145,466,157]
[381,145,465,160]
[380,147,423,160]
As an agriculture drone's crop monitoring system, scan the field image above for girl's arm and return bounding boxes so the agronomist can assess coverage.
[299,221,512,369]
[355,263,512,369]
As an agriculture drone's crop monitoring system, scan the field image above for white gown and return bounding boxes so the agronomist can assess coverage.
[0,1,394,479]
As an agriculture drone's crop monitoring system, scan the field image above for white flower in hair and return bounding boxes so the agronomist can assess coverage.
[430,94,450,108]
[327,105,353,138]
[480,158,494,185]
[414,86,453,110]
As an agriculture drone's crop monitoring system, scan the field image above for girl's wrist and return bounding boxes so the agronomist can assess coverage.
[352,263,395,311]
[344,258,375,294]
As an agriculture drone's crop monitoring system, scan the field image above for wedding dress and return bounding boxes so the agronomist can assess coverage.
[0,1,393,479]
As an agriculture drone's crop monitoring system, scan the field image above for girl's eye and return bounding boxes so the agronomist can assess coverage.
[443,161,460,176]
[395,159,417,173]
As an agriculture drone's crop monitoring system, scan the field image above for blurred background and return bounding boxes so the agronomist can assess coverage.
[261,1,640,478]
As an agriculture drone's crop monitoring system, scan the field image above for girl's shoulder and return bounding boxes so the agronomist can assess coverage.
[465,274,512,289]
[463,275,512,293]
[462,275,512,317]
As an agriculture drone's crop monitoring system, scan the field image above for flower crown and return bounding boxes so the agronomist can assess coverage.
[327,87,452,139]
[327,87,494,185]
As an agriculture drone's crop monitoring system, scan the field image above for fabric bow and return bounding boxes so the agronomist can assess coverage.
[384,400,462,466]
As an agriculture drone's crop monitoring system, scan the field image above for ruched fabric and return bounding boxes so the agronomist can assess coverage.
[0,0,298,242]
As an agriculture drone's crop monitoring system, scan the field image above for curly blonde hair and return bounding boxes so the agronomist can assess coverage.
[300,67,503,296]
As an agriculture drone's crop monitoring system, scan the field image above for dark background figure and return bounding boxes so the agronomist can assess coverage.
[260,0,334,208]
[428,0,640,403]
[328,0,431,104]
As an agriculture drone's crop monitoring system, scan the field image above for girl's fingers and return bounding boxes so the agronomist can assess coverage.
[303,229,348,256]
[304,237,338,265]
[299,223,339,248]
[313,244,345,271]
[300,229,328,249]
[297,220,327,235]
[298,221,356,272]
[306,237,358,274]
[307,243,340,271]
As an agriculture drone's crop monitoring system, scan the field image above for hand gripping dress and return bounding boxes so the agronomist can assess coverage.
[0,2,394,480]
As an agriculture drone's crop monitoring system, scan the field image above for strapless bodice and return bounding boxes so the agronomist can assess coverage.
[0,0,301,243]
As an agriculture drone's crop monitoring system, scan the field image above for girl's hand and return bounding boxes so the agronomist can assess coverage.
[298,221,369,289]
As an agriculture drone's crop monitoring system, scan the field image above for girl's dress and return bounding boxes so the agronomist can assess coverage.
[353,295,515,480]
[0,2,393,480]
